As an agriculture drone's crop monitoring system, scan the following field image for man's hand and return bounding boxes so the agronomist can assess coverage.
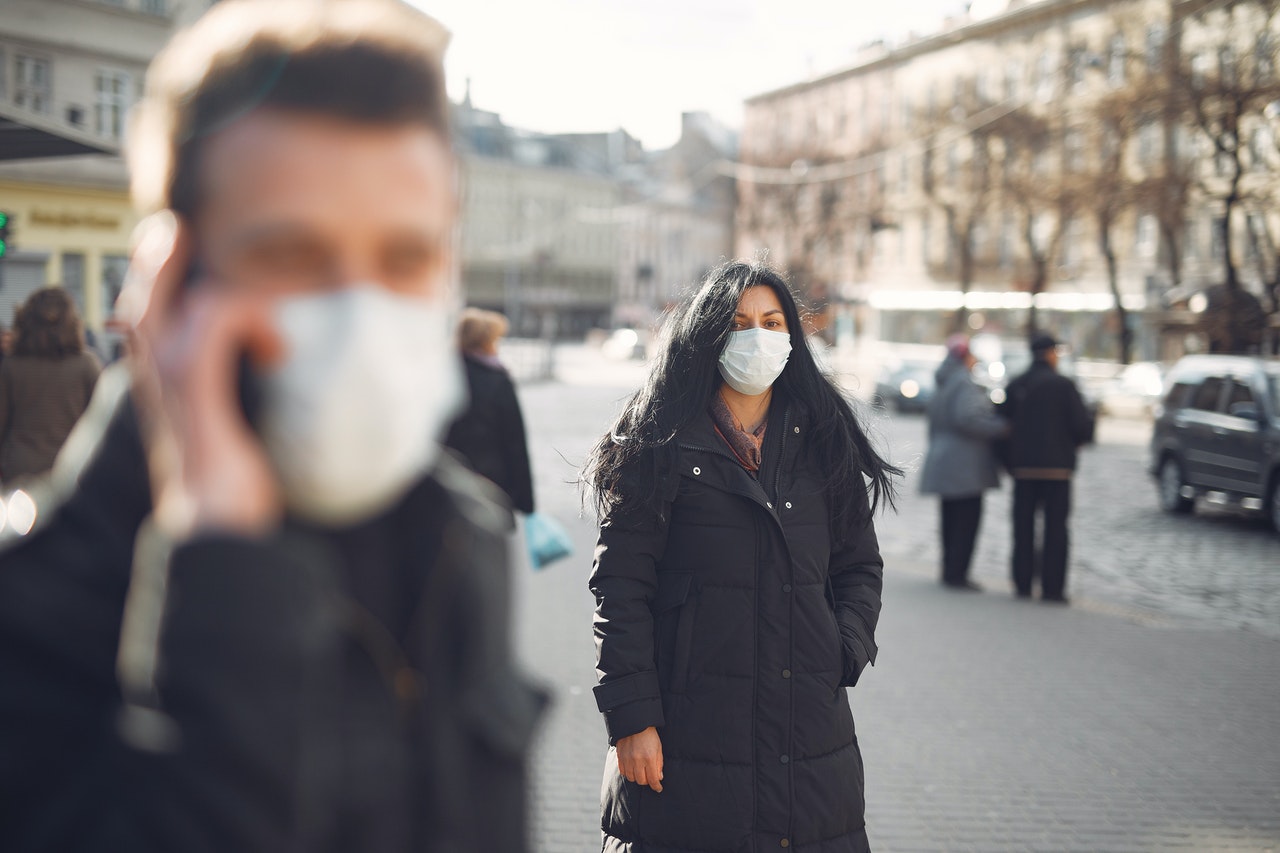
[123,213,285,538]
[616,726,663,793]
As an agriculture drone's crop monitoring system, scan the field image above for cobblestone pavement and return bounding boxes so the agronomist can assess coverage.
[511,351,1280,853]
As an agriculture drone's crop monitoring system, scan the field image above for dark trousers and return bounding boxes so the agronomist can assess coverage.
[940,495,983,585]
[1012,478,1072,599]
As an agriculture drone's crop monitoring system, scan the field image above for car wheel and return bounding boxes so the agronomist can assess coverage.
[1158,457,1194,514]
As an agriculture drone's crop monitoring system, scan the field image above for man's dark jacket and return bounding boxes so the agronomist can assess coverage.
[444,355,535,514]
[590,399,883,852]
[0,368,545,852]
[1001,359,1095,472]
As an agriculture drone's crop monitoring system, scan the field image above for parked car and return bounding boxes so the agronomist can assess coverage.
[1097,361,1166,419]
[872,356,938,413]
[1148,354,1280,532]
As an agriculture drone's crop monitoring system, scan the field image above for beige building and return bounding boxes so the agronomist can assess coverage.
[738,0,1277,359]
[0,0,211,336]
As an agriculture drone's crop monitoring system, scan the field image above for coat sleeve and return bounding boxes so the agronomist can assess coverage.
[828,481,884,688]
[587,460,673,744]
[499,375,536,514]
[1066,380,1096,446]
[952,382,1008,440]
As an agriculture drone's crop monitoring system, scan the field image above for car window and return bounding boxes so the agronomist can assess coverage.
[1164,381,1196,410]
[1189,377,1226,412]
[1269,375,1279,414]
[1225,380,1255,415]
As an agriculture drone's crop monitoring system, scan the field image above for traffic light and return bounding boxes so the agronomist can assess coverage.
[0,211,11,259]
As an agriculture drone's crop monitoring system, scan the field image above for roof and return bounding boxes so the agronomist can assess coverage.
[0,109,117,162]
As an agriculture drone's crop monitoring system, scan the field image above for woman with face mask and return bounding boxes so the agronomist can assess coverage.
[585,260,899,853]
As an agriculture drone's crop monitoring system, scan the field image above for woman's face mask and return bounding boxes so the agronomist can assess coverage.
[255,285,466,527]
[718,327,792,397]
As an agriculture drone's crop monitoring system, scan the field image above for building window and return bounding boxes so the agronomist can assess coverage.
[1146,25,1165,73]
[1005,59,1021,102]
[62,253,86,313]
[14,54,51,113]
[95,70,130,138]
[1109,34,1126,87]
[1136,214,1156,258]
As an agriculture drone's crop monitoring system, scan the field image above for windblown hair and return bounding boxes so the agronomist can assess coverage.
[584,260,899,537]
[12,286,86,359]
[128,0,452,217]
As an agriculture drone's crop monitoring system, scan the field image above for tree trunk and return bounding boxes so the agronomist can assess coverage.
[1100,221,1132,364]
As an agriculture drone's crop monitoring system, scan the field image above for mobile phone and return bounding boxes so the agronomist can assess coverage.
[183,256,264,433]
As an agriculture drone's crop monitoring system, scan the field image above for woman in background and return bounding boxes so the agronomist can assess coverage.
[0,286,102,485]
[444,307,535,516]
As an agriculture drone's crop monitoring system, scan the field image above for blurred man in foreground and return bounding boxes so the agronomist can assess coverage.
[0,1,544,850]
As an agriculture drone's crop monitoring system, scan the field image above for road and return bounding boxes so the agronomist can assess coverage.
[509,345,1280,852]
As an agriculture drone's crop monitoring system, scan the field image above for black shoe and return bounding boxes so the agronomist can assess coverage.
[1041,595,1070,605]
[942,579,983,592]
[1014,590,1033,600]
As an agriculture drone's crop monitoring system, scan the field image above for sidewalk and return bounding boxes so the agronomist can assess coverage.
[513,377,1280,853]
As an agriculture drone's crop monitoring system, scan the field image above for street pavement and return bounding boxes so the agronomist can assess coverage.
[510,345,1280,853]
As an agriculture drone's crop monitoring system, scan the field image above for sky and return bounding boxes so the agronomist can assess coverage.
[414,0,973,150]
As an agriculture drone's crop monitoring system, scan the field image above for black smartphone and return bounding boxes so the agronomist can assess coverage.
[182,256,264,433]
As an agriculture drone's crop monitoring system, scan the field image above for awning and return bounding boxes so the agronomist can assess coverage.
[0,108,117,162]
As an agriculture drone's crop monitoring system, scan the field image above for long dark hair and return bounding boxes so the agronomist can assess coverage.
[584,260,899,536]
[12,286,86,359]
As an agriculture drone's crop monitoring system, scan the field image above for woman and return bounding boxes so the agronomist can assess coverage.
[444,307,535,515]
[0,286,101,485]
[919,334,1008,592]
[585,261,898,852]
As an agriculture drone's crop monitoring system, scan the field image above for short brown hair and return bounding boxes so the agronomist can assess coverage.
[457,308,509,353]
[128,0,451,217]
[13,287,86,358]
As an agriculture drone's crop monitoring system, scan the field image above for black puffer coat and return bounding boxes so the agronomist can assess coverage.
[590,399,884,853]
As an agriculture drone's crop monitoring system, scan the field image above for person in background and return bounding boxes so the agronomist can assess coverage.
[444,307,535,517]
[919,333,1008,592]
[1001,332,1095,604]
[0,286,102,486]
[0,2,543,850]
[585,260,898,853]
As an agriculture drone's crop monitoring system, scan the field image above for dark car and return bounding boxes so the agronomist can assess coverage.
[872,357,937,413]
[1149,355,1280,532]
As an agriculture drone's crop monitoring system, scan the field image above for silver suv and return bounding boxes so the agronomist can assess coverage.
[1149,355,1280,532]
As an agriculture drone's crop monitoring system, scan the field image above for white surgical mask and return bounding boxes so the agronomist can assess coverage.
[718,327,792,397]
[256,285,466,527]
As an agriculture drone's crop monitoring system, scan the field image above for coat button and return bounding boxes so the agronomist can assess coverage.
[693,466,701,475]
[782,583,792,593]
[781,668,791,678]
[780,754,789,764]
[766,501,773,509]
[793,426,800,433]
[785,501,792,509]
[780,840,790,849]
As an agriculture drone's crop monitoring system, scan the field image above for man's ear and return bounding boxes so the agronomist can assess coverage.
[116,211,187,329]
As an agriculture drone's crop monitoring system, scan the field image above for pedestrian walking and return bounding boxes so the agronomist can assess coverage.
[445,307,536,517]
[585,260,899,852]
[919,333,1008,591]
[0,286,102,486]
[1001,332,1095,603]
[0,2,544,850]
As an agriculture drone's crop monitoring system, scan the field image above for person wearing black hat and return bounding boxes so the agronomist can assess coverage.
[999,332,1095,603]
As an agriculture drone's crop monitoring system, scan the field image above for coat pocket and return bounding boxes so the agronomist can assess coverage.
[653,572,697,695]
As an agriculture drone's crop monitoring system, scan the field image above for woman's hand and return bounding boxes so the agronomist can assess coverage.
[123,214,285,539]
[616,726,664,793]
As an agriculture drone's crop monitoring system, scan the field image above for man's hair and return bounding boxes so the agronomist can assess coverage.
[128,0,451,217]
[457,308,509,354]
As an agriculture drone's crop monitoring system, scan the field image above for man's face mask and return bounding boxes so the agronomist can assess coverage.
[718,327,792,397]
[255,285,466,526]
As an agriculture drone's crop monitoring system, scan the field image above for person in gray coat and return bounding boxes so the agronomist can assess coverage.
[919,335,1008,590]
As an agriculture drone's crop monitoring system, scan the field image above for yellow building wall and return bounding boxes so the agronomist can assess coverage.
[0,179,138,330]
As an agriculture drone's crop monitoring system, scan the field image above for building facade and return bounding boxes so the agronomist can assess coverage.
[737,0,1280,360]
[0,0,212,334]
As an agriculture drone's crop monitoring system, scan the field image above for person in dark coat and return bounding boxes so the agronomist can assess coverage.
[584,261,900,852]
[919,334,1007,591]
[0,2,544,851]
[0,286,102,486]
[1000,332,1095,603]
[445,307,535,515]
